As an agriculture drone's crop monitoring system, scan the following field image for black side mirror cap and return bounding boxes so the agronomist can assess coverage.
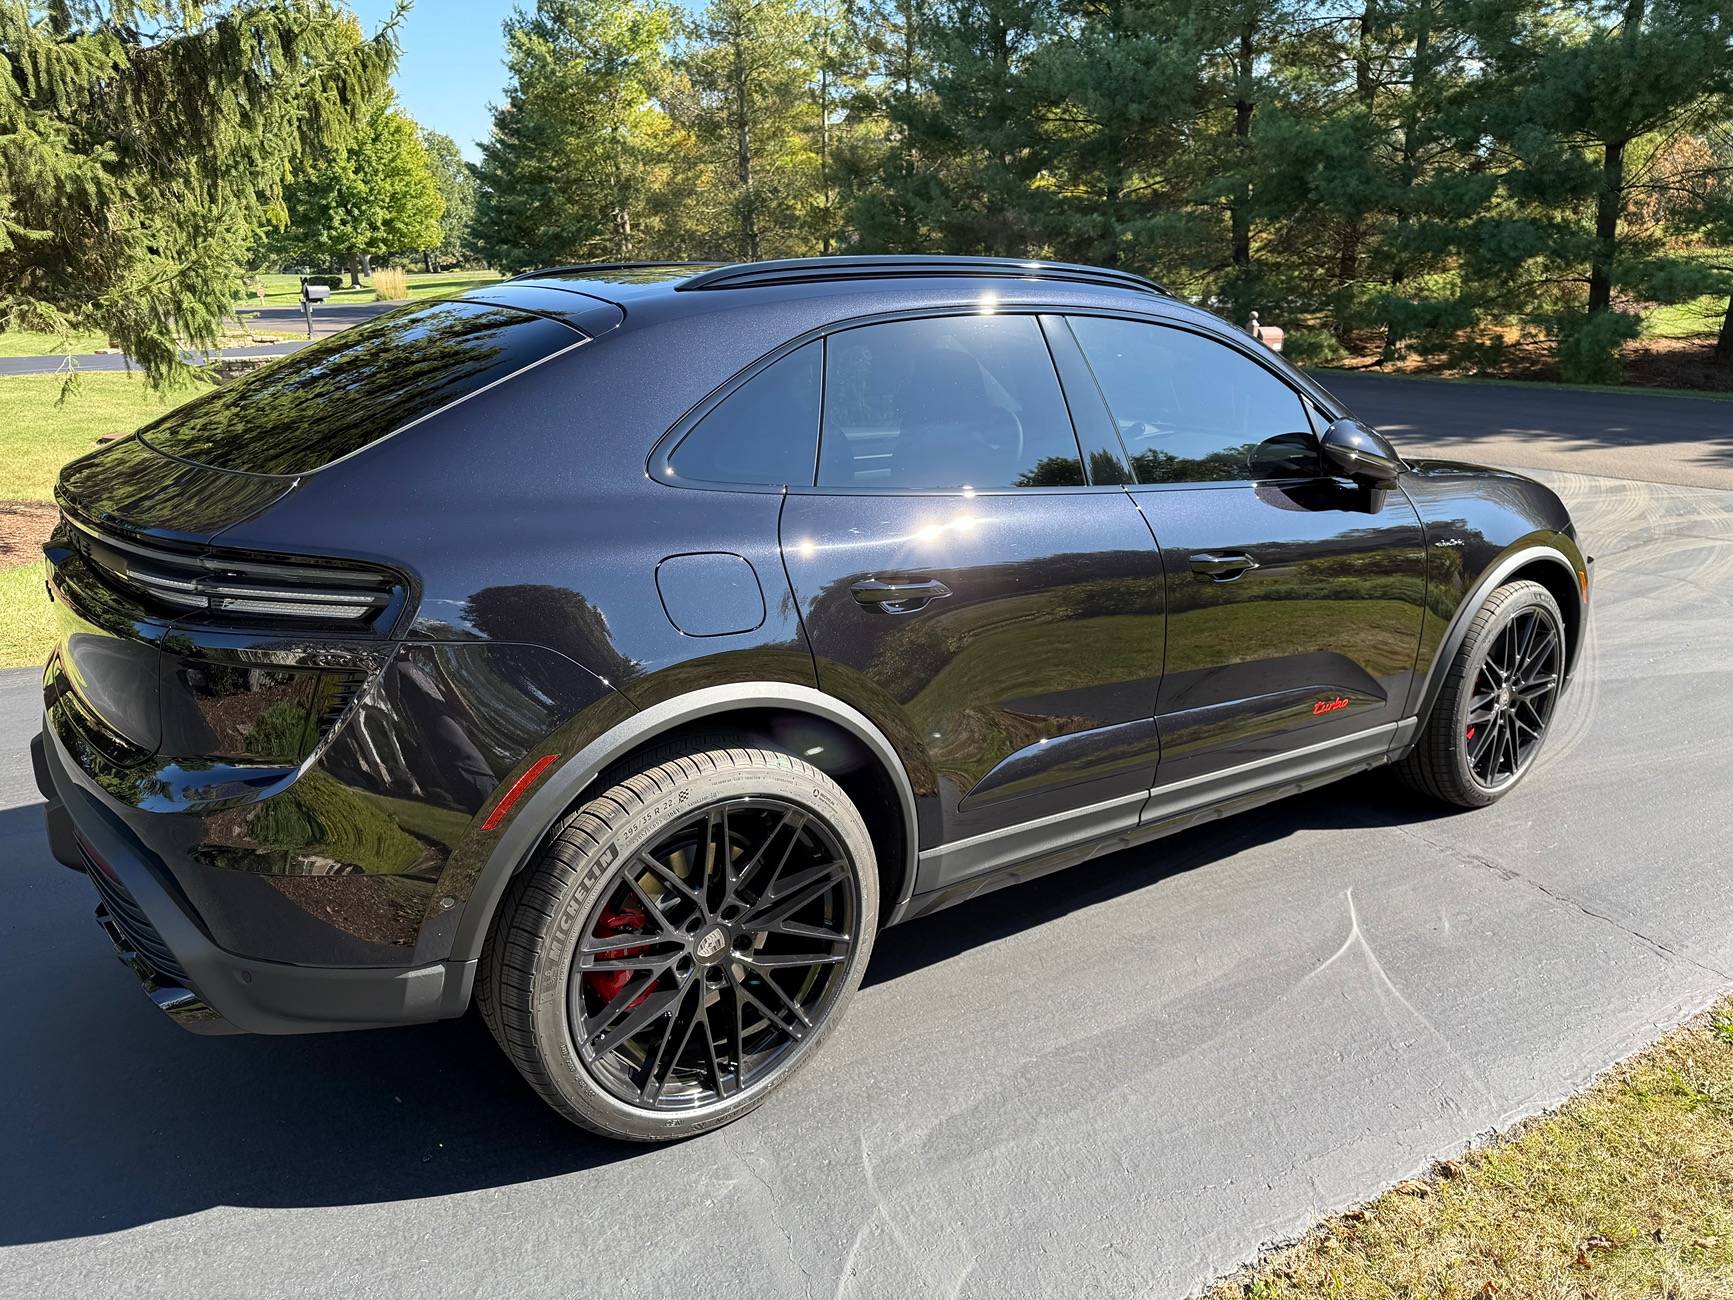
[1320,417,1405,484]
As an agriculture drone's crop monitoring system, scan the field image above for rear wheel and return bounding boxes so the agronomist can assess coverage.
[478,743,877,1141]
[1397,579,1565,808]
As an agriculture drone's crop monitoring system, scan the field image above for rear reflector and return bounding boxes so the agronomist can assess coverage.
[481,754,561,832]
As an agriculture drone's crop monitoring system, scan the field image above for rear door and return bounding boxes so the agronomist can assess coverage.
[1061,314,1427,785]
[780,312,1167,862]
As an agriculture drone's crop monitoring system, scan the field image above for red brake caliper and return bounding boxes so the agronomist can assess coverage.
[587,899,653,1010]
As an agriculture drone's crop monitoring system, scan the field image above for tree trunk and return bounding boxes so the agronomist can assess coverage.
[1588,0,1646,316]
[1716,292,1733,361]
[733,41,758,262]
[818,43,833,256]
[347,251,362,288]
[360,252,373,280]
[1230,23,1255,271]
[1587,136,1626,315]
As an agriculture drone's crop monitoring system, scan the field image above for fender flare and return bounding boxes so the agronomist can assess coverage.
[1409,539,1586,727]
[448,682,922,963]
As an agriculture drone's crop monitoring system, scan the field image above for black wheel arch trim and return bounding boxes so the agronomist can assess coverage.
[1408,537,1586,726]
[450,683,922,965]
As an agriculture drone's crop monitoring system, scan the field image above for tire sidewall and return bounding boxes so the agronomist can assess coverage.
[1447,583,1564,800]
[529,756,877,1141]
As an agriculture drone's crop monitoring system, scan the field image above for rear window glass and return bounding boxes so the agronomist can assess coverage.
[137,300,580,476]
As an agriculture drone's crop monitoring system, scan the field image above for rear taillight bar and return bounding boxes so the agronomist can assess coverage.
[65,514,398,627]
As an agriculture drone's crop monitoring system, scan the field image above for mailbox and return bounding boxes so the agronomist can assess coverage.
[301,282,332,303]
[1245,311,1284,353]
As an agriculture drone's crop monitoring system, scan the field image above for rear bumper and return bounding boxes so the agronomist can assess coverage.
[33,728,474,1035]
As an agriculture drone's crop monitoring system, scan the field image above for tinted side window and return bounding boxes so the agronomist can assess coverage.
[1068,317,1310,484]
[819,315,1083,489]
[669,341,821,486]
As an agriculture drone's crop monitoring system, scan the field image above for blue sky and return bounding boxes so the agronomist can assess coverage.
[349,1,512,163]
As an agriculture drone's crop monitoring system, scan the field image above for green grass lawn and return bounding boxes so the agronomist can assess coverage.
[0,372,200,667]
[0,563,53,668]
[0,372,194,502]
[1211,998,1733,1298]
[1645,293,1728,339]
[0,328,112,357]
[237,269,501,307]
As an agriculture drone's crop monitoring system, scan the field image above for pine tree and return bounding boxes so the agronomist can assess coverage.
[846,0,938,251]
[1028,0,1207,274]
[470,0,677,272]
[1466,0,1733,379]
[676,0,818,260]
[880,0,1055,257]
[808,0,873,253]
[1248,0,1493,355]
[1187,0,1312,316]
[0,0,399,382]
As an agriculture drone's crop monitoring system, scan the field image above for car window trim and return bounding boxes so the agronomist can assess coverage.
[1040,314,1136,486]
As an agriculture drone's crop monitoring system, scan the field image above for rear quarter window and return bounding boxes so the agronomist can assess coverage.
[666,340,821,486]
[138,300,581,476]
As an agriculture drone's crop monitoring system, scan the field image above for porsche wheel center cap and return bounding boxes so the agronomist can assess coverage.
[694,926,729,964]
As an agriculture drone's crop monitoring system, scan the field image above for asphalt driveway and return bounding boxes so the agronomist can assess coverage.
[0,302,394,376]
[2,388,1731,1298]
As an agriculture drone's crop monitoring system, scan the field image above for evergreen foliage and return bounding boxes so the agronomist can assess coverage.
[0,0,401,382]
[469,0,677,272]
[470,0,1733,376]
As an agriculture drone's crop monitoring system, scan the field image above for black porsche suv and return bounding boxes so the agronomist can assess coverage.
[33,256,1590,1140]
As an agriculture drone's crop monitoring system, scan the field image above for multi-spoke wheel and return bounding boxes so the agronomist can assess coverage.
[1397,579,1567,807]
[478,742,877,1141]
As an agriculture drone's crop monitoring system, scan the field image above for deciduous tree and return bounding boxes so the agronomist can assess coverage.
[277,97,444,285]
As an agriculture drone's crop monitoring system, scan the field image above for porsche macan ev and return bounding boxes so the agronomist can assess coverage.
[33,257,1590,1140]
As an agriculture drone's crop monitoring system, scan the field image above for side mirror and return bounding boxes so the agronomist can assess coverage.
[1247,431,1322,480]
[1319,417,1404,484]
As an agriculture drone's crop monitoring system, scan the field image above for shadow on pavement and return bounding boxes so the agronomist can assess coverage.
[0,773,1440,1246]
[1317,370,1733,468]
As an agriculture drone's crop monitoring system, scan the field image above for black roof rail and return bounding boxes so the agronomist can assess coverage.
[506,260,721,282]
[676,255,1168,296]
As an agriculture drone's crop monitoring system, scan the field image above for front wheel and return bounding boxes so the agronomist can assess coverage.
[478,743,877,1142]
[1397,579,1566,808]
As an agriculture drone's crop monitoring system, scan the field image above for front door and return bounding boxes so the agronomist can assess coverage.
[780,313,1167,861]
[1061,313,1427,785]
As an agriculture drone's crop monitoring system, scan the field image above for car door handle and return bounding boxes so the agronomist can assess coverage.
[1188,552,1260,581]
[851,578,952,611]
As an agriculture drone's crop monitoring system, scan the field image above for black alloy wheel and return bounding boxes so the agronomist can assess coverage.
[1463,605,1562,788]
[478,743,877,1141]
[573,798,859,1109]
[1396,579,1568,808]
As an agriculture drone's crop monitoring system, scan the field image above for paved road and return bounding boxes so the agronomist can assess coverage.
[0,342,310,377]
[3,406,1732,1297]
[0,303,397,376]
[1318,370,1733,489]
[234,301,399,337]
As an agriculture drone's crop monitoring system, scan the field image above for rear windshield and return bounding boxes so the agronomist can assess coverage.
[138,300,581,476]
